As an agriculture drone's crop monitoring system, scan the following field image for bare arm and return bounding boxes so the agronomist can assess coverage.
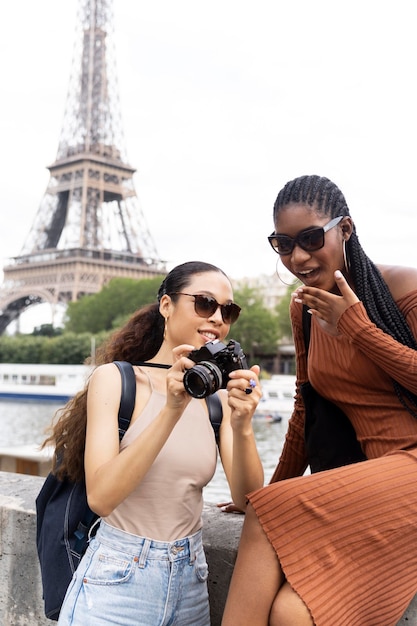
[85,353,192,517]
[293,268,417,394]
[218,365,264,511]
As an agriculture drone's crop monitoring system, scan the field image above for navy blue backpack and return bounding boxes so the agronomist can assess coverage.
[36,361,223,620]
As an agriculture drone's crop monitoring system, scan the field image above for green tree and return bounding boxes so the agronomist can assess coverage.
[275,283,298,339]
[39,333,94,364]
[65,276,164,333]
[0,278,297,367]
[231,286,280,364]
[32,323,63,337]
[0,335,45,363]
[0,332,112,365]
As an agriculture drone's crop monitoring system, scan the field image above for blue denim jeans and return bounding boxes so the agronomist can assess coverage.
[58,521,211,625]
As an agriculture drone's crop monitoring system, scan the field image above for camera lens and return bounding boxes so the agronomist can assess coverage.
[183,361,223,398]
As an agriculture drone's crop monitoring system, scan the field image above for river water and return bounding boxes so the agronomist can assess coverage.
[0,399,289,503]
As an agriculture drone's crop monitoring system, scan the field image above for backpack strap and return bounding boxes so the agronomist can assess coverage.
[206,393,223,444]
[113,361,137,439]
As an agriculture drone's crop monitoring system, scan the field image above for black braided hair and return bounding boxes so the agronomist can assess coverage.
[274,175,417,417]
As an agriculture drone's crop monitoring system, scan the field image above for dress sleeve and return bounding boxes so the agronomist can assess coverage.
[337,290,417,395]
[269,300,309,483]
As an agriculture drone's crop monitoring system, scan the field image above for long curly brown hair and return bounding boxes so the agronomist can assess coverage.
[43,261,228,482]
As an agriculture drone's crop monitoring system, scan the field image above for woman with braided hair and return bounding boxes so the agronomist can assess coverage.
[222,175,417,626]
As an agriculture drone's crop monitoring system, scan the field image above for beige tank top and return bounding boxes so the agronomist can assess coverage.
[104,370,218,541]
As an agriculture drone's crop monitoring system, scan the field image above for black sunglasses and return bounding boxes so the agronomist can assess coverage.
[268,216,344,256]
[169,293,241,324]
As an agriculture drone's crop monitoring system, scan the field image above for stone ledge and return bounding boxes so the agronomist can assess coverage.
[0,471,416,625]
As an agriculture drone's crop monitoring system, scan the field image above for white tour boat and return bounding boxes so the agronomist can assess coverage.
[0,363,92,402]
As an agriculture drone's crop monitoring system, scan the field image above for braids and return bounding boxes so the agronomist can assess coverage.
[274,175,417,417]
[274,174,349,217]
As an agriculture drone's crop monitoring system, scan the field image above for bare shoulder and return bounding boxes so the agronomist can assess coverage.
[86,364,123,427]
[90,362,120,380]
[89,362,123,392]
[377,264,417,301]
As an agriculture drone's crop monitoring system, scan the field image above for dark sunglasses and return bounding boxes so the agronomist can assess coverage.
[169,292,241,324]
[268,215,344,256]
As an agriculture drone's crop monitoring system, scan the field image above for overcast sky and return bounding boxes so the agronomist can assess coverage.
[1,1,416,328]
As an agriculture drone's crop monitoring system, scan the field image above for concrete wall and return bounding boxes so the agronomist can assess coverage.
[0,470,416,625]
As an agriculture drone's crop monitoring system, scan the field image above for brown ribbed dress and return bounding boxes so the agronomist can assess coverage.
[248,290,417,626]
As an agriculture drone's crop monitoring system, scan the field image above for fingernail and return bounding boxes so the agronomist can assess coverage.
[294,298,302,304]
[335,270,343,279]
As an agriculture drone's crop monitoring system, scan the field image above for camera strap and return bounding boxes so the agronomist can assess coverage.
[132,361,171,369]
[131,361,223,442]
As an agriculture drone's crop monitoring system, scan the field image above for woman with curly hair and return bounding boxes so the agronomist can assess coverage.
[222,176,417,626]
[46,260,263,626]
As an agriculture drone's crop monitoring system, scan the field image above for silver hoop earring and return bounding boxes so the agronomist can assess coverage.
[275,258,298,287]
[342,240,350,273]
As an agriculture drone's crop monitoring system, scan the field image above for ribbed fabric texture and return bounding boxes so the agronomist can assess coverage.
[251,290,417,625]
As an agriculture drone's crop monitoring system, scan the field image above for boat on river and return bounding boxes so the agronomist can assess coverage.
[0,363,92,402]
[255,376,295,422]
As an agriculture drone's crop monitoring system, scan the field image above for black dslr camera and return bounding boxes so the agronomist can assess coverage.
[183,339,248,398]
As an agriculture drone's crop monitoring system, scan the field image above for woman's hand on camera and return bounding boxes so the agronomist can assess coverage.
[166,344,195,413]
[226,365,262,428]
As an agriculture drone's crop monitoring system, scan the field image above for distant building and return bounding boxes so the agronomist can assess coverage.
[233,272,296,375]
[233,272,292,309]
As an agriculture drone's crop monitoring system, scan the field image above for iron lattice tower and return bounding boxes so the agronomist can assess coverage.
[0,0,165,334]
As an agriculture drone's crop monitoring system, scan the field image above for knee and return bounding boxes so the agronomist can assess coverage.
[270,583,313,626]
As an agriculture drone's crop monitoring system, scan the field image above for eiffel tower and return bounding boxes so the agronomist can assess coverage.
[0,0,165,334]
